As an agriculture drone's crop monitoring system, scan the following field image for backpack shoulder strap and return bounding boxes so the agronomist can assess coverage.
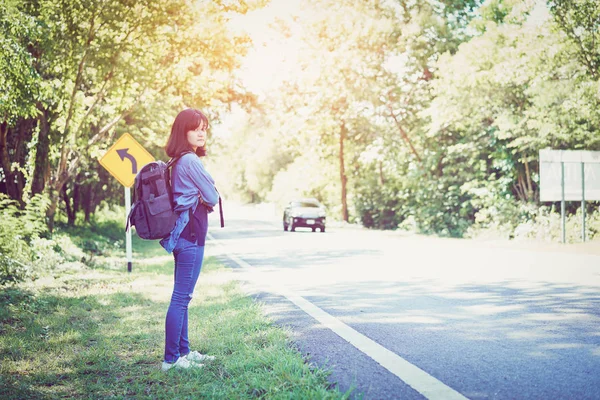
[218,196,224,228]
[166,150,194,169]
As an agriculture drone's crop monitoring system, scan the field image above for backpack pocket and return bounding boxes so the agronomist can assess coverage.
[146,193,172,216]
[132,202,151,238]
[144,193,179,239]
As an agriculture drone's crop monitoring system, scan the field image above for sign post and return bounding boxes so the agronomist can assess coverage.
[124,187,133,272]
[581,162,585,242]
[539,149,600,243]
[561,162,565,244]
[99,133,155,272]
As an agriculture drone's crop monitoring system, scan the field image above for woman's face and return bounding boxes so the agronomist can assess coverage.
[186,123,207,151]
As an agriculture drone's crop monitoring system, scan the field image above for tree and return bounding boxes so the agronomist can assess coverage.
[1,0,259,231]
[550,0,600,80]
[425,0,600,234]
[259,0,399,221]
[0,1,44,204]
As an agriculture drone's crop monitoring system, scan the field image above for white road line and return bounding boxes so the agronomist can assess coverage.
[207,233,468,400]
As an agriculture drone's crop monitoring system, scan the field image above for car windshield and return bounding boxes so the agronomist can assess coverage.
[292,201,320,208]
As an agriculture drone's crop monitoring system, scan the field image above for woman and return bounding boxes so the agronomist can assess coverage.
[160,108,219,371]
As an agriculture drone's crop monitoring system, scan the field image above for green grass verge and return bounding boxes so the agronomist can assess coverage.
[0,237,348,399]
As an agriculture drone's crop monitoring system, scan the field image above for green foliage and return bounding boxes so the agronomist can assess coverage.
[88,204,126,243]
[0,194,129,284]
[228,0,600,239]
[0,194,50,284]
[1,0,257,229]
[30,237,65,270]
[467,203,600,243]
[550,0,600,79]
[406,180,475,237]
[0,257,30,286]
[353,159,406,229]
[0,1,42,121]
[20,194,51,239]
[355,190,404,230]
[3,0,600,241]
[54,204,125,269]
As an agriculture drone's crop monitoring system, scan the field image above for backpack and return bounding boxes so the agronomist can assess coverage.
[126,153,190,240]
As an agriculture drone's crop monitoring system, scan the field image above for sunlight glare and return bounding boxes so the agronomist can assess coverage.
[228,0,304,94]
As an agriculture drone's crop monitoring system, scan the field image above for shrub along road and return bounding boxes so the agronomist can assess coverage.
[207,211,600,400]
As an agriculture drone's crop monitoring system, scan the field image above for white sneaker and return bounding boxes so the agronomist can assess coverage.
[184,351,216,363]
[161,356,204,372]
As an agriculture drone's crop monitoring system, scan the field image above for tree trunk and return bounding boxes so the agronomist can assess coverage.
[31,107,51,196]
[339,122,349,222]
[82,184,93,223]
[378,160,385,186]
[514,172,527,202]
[524,158,534,201]
[47,15,97,232]
[47,173,72,232]
[0,118,34,206]
[388,106,422,163]
[14,118,35,202]
[73,178,81,218]
[62,184,75,225]
[62,178,82,226]
[0,122,15,198]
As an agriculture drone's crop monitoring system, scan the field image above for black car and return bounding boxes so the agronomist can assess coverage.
[283,198,326,232]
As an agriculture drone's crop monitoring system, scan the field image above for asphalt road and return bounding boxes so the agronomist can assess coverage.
[206,208,600,399]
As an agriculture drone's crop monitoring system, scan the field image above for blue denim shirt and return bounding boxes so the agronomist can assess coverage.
[159,153,219,253]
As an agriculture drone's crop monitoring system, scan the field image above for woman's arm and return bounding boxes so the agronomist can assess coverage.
[185,157,219,207]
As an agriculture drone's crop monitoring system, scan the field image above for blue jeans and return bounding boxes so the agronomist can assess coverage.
[164,238,204,363]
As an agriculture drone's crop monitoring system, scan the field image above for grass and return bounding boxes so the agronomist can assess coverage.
[0,236,348,399]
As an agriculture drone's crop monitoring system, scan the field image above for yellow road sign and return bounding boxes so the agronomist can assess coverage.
[99,133,155,187]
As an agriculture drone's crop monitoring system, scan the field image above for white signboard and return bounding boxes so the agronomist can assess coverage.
[539,150,600,201]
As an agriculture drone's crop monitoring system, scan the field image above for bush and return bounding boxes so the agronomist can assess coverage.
[512,204,600,242]
[466,202,600,243]
[0,194,50,284]
[354,186,405,230]
[353,156,408,230]
[30,237,65,270]
[0,195,137,284]
[89,203,126,242]
[55,203,125,259]
[0,256,32,285]
[53,233,87,262]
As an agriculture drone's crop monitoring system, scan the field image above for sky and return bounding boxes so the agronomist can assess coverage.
[228,0,303,94]
[213,0,304,138]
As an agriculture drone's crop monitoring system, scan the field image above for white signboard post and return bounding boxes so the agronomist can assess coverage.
[539,149,600,243]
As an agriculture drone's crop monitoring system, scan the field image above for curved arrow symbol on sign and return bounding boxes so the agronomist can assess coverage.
[116,148,138,174]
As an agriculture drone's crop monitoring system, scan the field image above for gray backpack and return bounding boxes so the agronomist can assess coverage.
[126,153,189,240]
